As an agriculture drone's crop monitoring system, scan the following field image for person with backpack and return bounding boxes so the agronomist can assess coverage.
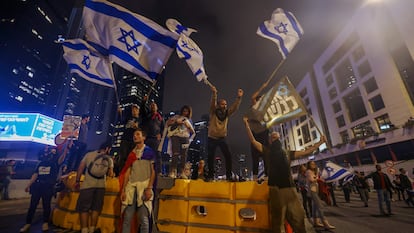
[75,141,114,233]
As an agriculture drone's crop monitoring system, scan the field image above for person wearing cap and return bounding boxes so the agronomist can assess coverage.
[117,104,141,174]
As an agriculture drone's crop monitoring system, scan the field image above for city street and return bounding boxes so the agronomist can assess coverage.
[0,189,413,233]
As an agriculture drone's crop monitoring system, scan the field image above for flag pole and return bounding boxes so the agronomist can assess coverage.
[265,58,286,87]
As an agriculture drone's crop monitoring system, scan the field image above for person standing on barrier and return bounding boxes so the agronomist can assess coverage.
[20,147,66,232]
[116,104,141,175]
[243,116,326,233]
[206,85,243,181]
[140,96,164,174]
[75,141,114,233]
[119,128,156,233]
[165,105,195,179]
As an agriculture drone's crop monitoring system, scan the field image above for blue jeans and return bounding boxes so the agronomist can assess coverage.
[376,189,391,214]
[122,191,150,233]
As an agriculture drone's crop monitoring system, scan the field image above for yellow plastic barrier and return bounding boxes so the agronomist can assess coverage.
[157,179,271,233]
[52,175,120,233]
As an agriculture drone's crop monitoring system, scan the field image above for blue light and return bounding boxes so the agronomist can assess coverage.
[0,113,63,146]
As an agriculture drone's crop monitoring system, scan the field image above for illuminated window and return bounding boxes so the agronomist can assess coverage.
[335,59,357,91]
[375,114,393,131]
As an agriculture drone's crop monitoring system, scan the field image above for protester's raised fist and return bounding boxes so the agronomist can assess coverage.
[237,89,244,97]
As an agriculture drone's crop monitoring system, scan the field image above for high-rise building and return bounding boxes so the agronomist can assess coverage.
[284,1,414,173]
[0,0,75,116]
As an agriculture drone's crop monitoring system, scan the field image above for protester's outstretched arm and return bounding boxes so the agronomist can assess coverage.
[228,89,243,116]
[252,80,270,105]
[210,85,218,113]
[293,136,326,159]
[243,116,263,153]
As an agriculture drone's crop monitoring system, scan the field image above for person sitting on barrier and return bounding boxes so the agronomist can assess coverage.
[119,128,156,233]
[243,116,326,233]
[74,141,114,233]
[20,147,67,232]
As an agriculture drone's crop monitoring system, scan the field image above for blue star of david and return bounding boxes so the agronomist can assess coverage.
[118,28,141,54]
[325,166,333,177]
[81,55,91,70]
[180,40,200,55]
[277,84,289,96]
[275,22,288,35]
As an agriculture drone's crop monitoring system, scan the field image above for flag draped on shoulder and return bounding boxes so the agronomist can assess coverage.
[62,39,114,88]
[321,161,354,183]
[166,18,208,82]
[249,76,307,129]
[257,8,304,59]
[82,0,179,82]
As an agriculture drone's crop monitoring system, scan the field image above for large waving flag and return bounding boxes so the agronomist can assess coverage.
[248,76,307,129]
[321,161,354,183]
[82,0,179,82]
[62,39,114,88]
[257,8,304,59]
[166,18,208,82]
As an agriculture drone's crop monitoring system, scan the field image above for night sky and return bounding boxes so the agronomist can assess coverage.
[114,0,362,155]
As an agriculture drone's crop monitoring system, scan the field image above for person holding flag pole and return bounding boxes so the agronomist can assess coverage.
[243,116,326,233]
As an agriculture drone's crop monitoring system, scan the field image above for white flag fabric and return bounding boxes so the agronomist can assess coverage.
[176,35,208,81]
[166,18,208,82]
[82,0,179,82]
[62,39,114,88]
[321,161,354,183]
[257,8,304,59]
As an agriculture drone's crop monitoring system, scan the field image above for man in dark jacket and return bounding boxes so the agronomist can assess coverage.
[399,168,414,206]
[366,165,393,216]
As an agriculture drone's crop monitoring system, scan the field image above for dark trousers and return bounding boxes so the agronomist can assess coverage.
[26,182,54,224]
[300,189,312,217]
[207,137,232,179]
[145,137,161,173]
[251,130,268,176]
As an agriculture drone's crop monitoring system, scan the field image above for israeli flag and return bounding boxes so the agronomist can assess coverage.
[166,18,197,37]
[166,18,208,82]
[257,8,304,59]
[82,0,179,82]
[62,39,114,88]
[321,161,354,183]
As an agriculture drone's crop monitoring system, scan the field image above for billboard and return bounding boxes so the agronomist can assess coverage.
[0,113,63,146]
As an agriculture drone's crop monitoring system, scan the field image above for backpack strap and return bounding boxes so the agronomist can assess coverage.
[87,153,108,179]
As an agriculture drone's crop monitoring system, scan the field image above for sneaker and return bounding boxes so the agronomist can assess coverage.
[19,224,30,233]
[42,222,49,231]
